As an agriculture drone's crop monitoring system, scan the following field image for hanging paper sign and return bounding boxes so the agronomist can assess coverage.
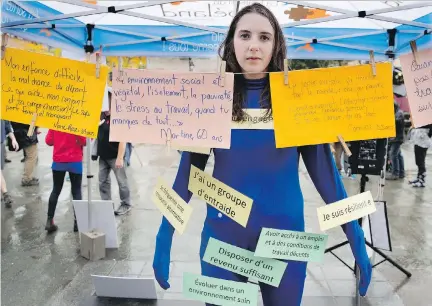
[109,68,234,149]
[399,48,432,127]
[231,109,274,130]
[270,63,395,147]
[254,228,328,263]
[188,165,253,227]
[317,191,377,231]
[183,272,259,306]
[1,47,108,138]
[151,177,193,235]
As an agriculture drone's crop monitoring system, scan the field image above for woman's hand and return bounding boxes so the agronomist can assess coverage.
[115,158,124,169]
[344,221,372,296]
[11,139,19,151]
[153,219,175,290]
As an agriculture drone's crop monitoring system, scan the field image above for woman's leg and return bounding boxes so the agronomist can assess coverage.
[22,144,39,186]
[1,171,13,208]
[69,172,83,200]
[199,220,249,306]
[409,145,421,184]
[412,147,428,187]
[260,261,307,306]
[46,170,66,232]
[69,172,82,232]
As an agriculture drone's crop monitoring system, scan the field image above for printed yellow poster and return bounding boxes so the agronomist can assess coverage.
[270,63,395,147]
[1,47,108,138]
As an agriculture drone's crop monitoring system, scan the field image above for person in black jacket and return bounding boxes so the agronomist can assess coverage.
[93,91,131,215]
[387,102,405,180]
[10,122,39,186]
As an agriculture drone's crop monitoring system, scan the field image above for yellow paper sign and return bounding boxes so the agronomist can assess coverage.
[1,47,109,138]
[231,109,274,130]
[317,191,377,231]
[270,63,395,147]
[188,165,253,227]
[152,177,193,234]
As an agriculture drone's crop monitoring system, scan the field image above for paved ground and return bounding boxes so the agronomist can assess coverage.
[1,129,431,306]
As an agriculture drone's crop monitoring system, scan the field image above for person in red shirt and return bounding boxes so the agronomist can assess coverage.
[45,130,86,233]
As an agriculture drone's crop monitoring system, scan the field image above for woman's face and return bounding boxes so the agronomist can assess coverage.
[233,12,275,79]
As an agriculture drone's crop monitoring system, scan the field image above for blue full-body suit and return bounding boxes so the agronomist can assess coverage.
[153,77,371,306]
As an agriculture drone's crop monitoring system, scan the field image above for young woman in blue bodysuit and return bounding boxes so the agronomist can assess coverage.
[153,3,372,305]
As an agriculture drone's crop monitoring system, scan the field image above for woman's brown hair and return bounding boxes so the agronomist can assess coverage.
[218,3,286,122]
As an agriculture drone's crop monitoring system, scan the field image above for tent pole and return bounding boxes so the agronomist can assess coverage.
[317,30,387,42]
[86,137,92,229]
[1,7,108,28]
[394,31,430,54]
[96,25,216,42]
[120,11,225,34]
[367,15,432,29]
[2,24,85,29]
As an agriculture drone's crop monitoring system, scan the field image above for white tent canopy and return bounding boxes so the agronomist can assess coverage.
[1,1,431,60]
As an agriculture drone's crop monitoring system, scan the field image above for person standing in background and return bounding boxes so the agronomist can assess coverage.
[93,90,132,216]
[387,102,405,180]
[408,124,432,188]
[10,122,39,186]
[125,143,133,167]
[1,120,19,208]
[44,130,86,233]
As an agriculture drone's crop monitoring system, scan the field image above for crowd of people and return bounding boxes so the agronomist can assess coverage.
[1,89,133,232]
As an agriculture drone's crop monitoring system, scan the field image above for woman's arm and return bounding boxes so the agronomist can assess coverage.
[299,144,371,296]
[299,144,347,205]
[159,151,210,234]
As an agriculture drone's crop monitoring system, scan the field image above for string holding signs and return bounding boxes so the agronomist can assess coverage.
[109,68,234,149]
[270,63,395,148]
[399,48,432,127]
[1,47,109,138]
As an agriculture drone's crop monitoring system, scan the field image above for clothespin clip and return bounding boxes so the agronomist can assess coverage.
[1,33,8,60]
[369,50,376,76]
[27,113,37,137]
[118,56,124,81]
[410,40,418,63]
[85,52,91,63]
[220,60,226,87]
[283,58,289,85]
[337,135,352,157]
[95,52,101,78]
